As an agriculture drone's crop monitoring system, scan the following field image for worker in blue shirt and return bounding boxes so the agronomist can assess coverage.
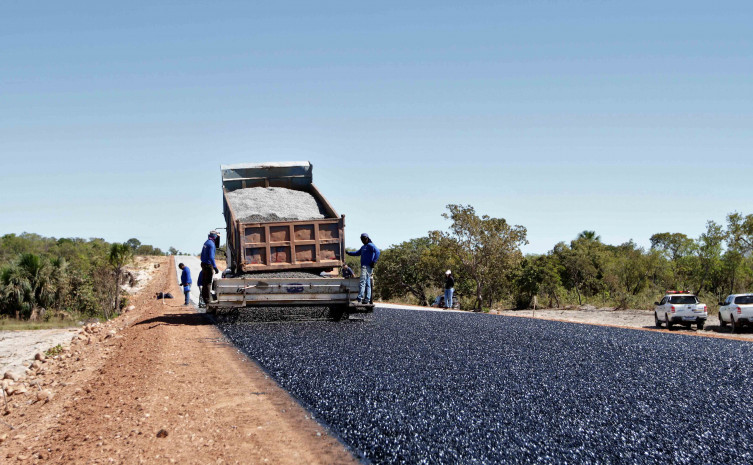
[178,263,192,306]
[346,233,380,304]
[200,230,220,305]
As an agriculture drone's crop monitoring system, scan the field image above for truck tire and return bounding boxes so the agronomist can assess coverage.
[697,320,705,330]
[654,312,662,328]
[731,317,739,333]
[720,314,727,327]
[666,314,674,330]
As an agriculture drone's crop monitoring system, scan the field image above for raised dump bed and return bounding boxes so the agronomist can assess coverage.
[222,162,345,274]
[209,162,372,318]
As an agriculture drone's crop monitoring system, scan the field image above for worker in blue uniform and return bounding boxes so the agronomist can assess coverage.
[178,263,192,306]
[200,230,220,305]
[346,233,380,304]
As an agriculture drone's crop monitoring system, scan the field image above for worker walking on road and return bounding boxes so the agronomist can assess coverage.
[178,263,192,306]
[444,270,455,309]
[346,233,380,304]
[200,231,220,305]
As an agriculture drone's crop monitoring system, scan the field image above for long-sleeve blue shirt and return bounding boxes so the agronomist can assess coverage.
[201,238,217,268]
[347,242,380,267]
[180,267,192,286]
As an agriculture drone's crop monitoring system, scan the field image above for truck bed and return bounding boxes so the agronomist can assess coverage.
[222,162,345,274]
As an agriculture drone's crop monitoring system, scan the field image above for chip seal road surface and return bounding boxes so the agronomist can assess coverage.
[219,307,753,464]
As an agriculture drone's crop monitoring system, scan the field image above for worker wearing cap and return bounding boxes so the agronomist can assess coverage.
[200,231,220,305]
[346,233,380,304]
[178,263,192,306]
[444,270,455,309]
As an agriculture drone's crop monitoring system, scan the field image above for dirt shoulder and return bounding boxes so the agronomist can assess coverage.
[492,307,753,342]
[0,257,357,464]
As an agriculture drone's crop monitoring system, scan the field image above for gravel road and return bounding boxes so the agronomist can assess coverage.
[219,307,753,464]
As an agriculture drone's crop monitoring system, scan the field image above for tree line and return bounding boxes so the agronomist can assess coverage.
[0,233,169,321]
[374,206,753,311]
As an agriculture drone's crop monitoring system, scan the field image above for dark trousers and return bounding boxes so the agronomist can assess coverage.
[201,263,214,304]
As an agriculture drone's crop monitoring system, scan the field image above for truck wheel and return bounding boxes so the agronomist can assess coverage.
[731,317,739,333]
[697,320,705,330]
[666,314,673,330]
[720,314,727,327]
[654,312,662,328]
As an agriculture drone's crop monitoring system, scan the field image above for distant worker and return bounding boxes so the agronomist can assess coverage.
[178,263,192,306]
[200,230,220,305]
[444,270,455,309]
[346,233,380,304]
[197,270,205,307]
[341,263,355,279]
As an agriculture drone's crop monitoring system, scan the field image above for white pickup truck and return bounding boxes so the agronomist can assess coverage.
[654,292,707,330]
[718,293,753,333]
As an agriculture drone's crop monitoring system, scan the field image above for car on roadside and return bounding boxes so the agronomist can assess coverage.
[718,293,753,333]
[654,291,707,330]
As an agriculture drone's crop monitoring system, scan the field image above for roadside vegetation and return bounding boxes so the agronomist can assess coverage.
[376,206,753,312]
[0,233,170,323]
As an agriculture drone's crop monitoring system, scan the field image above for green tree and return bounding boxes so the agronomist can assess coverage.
[430,204,527,310]
[650,232,695,289]
[108,243,133,317]
[694,221,725,296]
[377,237,444,306]
[125,238,142,251]
[514,254,564,309]
[552,234,605,306]
[727,212,753,255]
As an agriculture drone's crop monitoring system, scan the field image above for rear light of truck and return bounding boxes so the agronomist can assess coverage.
[738,306,742,314]
[703,305,707,311]
[671,306,676,312]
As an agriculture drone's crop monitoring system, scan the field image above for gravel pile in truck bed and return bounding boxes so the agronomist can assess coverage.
[225,187,327,222]
[218,308,753,464]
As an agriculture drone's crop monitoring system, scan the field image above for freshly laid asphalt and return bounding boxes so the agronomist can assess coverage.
[217,307,753,464]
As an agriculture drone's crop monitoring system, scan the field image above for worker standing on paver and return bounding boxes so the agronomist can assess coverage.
[200,231,220,305]
[346,233,380,304]
[444,270,455,309]
[178,263,192,306]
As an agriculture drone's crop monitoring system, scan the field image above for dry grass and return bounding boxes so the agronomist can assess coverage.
[0,317,79,331]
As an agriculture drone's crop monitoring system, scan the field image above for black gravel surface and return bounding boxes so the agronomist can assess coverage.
[217,308,753,464]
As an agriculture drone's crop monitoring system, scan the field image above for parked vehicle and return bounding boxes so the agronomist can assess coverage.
[718,294,753,332]
[654,291,707,330]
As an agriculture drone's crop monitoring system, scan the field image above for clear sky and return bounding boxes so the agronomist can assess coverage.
[1,1,751,255]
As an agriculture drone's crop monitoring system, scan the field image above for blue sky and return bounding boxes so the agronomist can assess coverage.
[1,1,751,255]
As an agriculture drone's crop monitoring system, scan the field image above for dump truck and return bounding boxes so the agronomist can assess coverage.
[207,161,372,319]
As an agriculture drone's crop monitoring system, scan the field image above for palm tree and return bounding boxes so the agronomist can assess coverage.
[48,256,69,311]
[577,230,601,242]
[109,243,133,317]
[17,253,55,320]
[0,264,31,319]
